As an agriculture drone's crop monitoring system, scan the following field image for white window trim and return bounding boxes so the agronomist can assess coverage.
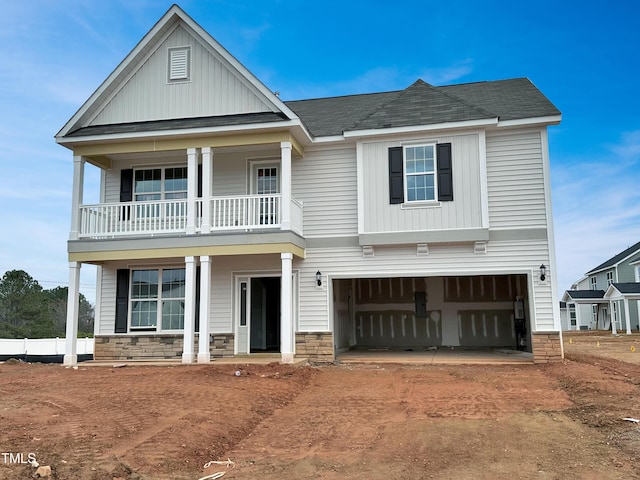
[606,271,614,286]
[590,276,597,290]
[249,158,280,194]
[133,166,187,201]
[403,144,438,204]
[129,267,186,332]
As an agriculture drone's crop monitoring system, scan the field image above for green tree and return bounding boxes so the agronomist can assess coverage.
[0,270,55,338]
[44,286,94,337]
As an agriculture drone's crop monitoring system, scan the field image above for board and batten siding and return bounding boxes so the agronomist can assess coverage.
[297,240,555,333]
[292,144,358,237]
[91,25,272,126]
[486,130,547,229]
[360,133,483,234]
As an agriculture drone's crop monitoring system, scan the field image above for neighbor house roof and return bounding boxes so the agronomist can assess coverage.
[563,290,605,300]
[609,283,640,294]
[586,240,640,274]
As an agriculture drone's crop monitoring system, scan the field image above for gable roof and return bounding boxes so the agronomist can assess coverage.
[563,290,606,301]
[57,4,300,140]
[586,240,640,274]
[57,6,561,143]
[609,283,640,294]
[286,77,560,137]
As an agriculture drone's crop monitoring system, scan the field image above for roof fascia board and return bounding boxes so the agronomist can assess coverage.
[57,6,183,138]
[497,115,562,128]
[57,5,305,139]
[57,119,306,146]
[343,118,499,138]
[175,8,301,122]
[587,247,640,275]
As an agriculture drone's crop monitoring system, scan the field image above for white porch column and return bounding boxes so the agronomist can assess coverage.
[63,262,81,366]
[186,148,198,235]
[200,147,213,234]
[280,142,292,230]
[280,252,294,363]
[623,298,632,334]
[197,255,211,363]
[182,256,197,363]
[611,301,618,335]
[69,156,85,240]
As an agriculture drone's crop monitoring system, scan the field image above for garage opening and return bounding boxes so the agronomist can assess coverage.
[333,275,531,357]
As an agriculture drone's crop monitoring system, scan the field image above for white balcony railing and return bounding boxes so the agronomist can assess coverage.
[78,194,302,238]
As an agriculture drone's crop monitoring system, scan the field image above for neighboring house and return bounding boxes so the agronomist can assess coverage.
[58,5,563,365]
[561,241,640,333]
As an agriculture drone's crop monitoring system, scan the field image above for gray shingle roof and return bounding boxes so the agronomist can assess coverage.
[66,112,288,137]
[65,77,560,139]
[286,77,559,137]
[565,290,606,300]
[349,80,495,131]
[611,283,640,294]
[586,240,640,274]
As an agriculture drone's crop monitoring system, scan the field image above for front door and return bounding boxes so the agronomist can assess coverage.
[236,276,281,354]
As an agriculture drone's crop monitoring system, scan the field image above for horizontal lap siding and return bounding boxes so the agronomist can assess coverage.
[97,267,116,335]
[486,130,547,228]
[293,144,358,237]
[298,240,555,332]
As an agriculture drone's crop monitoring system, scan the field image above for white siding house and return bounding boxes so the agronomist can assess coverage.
[58,5,563,365]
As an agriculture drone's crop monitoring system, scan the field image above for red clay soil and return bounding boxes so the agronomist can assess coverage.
[1,348,640,479]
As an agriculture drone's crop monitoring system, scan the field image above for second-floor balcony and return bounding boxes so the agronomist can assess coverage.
[77,194,303,239]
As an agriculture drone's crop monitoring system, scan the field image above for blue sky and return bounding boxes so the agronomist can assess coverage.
[1,0,640,303]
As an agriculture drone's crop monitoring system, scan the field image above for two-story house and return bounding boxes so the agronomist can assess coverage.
[58,5,563,365]
[562,241,640,333]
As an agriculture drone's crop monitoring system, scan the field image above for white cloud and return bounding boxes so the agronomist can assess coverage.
[552,130,640,291]
[419,59,474,85]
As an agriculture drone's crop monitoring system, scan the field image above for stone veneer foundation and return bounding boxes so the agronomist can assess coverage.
[94,334,234,361]
[295,332,334,362]
[531,332,563,363]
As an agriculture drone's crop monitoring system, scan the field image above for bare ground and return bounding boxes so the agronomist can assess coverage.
[1,334,640,479]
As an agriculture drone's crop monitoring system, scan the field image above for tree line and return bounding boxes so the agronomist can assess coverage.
[0,270,94,339]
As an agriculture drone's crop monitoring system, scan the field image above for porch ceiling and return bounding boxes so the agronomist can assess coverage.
[76,130,304,166]
[68,231,305,263]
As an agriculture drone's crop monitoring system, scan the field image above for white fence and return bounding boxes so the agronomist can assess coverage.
[0,338,94,356]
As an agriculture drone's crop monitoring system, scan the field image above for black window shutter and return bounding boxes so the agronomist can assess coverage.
[388,147,404,204]
[115,269,130,333]
[197,164,203,198]
[120,169,133,202]
[436,143,453,202]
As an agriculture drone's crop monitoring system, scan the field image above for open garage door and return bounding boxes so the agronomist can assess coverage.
[333,275,531,354]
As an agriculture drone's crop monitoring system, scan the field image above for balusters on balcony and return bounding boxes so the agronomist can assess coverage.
[77,194,301,238]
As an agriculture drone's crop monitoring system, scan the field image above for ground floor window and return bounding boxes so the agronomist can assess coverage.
[130,268,186,331]
[569,304,576,327]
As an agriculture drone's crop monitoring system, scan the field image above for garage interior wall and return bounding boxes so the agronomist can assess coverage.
[333,275,529,351]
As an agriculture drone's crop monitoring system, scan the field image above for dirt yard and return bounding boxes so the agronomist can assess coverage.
[2,336,640,480]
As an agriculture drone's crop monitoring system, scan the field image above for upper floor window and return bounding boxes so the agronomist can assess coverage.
[134,167,187,201]
[405,145,436,202]
[590,276,597,290]
[388,143,453,204]
[606,271,614,286]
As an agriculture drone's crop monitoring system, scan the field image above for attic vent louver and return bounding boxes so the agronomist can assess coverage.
[168,46,191,82]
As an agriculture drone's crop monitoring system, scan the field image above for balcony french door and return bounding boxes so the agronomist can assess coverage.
[253,164,279,226]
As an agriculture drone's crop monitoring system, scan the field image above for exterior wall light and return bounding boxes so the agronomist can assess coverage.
[540,264,547,282]
[316,270,322,286]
